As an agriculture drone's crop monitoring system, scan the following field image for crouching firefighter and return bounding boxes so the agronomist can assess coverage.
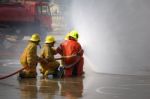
[57,30,84,77]
[19,33,41,78]
[39,35,60,78]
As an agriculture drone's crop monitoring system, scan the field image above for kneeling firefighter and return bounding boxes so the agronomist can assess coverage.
[19,33,41,78]
[57,30,84,77]
[39,35,60,78]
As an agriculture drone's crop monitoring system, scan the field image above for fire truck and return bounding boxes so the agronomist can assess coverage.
[0,0,52,40]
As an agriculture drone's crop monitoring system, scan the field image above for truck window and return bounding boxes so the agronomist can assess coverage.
[0,0,9,3]
[37,5,51,16]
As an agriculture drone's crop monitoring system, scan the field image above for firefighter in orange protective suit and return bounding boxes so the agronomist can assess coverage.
[57,30,84,77]
[19,33,41,78]
[39,35,60,78]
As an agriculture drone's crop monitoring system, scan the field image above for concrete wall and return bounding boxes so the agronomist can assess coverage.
[71,0,150,75]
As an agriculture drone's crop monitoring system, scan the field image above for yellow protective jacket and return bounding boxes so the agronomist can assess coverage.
[40,44,56,62]
[40,44,59,73]
[20,41,39,68]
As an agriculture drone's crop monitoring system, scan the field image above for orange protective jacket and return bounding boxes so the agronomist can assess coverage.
[57,39,83,65]
[57,39,84,76]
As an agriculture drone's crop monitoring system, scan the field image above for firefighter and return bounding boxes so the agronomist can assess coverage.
[39,35,60,78]
[19,33,41,78]
[57,30,84,77]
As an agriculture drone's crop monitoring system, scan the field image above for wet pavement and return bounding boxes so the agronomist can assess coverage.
[0,58,150,99]
[0,41,150,99]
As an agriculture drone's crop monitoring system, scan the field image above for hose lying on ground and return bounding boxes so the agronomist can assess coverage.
[0,67,25,80]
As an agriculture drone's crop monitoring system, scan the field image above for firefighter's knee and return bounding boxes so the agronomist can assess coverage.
[19,71,37,78]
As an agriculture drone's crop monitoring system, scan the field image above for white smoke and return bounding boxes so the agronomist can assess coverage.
[70,0,150,75]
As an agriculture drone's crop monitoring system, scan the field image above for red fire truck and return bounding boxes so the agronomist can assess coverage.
[0,0,52,40]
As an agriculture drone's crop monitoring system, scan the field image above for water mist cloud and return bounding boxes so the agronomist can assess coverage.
[70,0,150,75]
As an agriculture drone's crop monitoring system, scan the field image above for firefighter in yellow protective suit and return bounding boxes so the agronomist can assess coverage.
[39,35,60,78]
[19,34,41,78]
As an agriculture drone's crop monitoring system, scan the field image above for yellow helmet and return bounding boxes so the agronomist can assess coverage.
[64,32,70,40]
[30,33,40,42]
[69,30,79,40]
[45,35,55,43]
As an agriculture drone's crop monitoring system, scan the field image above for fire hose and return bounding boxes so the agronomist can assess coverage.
[55,55,81,69]
[0,67,26,80]
[0,52,82,80]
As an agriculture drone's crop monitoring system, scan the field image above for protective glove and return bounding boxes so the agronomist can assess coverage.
[58,66,64,71]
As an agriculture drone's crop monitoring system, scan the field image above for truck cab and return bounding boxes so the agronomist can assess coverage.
[0,1,52,40]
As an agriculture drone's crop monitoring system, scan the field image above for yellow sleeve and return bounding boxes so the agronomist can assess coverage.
[52,47,57,55]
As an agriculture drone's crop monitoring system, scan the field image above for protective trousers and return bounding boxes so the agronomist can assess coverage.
[65,57,84,77]
[19,65,37,78]
[40,61,60,77]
